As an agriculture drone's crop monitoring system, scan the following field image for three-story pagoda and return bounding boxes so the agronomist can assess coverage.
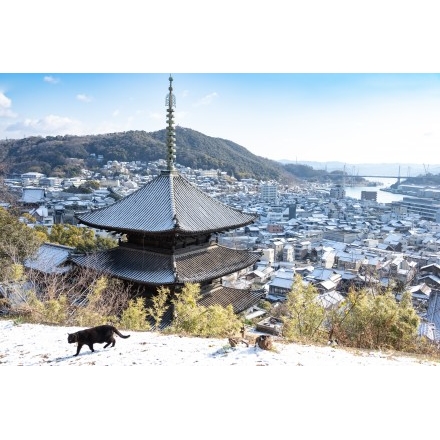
[71,76,264,313]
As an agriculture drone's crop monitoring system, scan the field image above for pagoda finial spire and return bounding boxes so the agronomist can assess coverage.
[165,75,176,171]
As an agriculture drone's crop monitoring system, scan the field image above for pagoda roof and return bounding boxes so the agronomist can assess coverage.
[198,286,267,314]
[69,243,262,286]
[75,171,257,235]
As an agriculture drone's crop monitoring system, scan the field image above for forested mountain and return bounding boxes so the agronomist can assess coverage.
[0,127,335,183]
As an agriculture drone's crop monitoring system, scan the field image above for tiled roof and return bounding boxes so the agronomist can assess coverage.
[21,188,45,204]
[25,242,74,274]
[69,244,261,286]
[175,245,261,282]
[75,171,257,235]
[198,286,267,314]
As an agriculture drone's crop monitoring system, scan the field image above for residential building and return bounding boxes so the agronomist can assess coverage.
[361,191,377,201]
[260,183,278,203]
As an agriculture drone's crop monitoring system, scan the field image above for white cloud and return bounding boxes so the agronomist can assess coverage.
[148,111,163,120]
[181,90,189,98]
[112,109,119,117]
[43,75,60,84]
[193,92,218,107]
[0,92,17,118]
[174,110,187,121]
[6,114,82,136]
[76,94,92,103]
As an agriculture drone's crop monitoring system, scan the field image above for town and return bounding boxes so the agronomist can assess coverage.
[3,155,440,341]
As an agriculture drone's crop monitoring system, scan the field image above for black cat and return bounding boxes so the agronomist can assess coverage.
[67,325,130,356]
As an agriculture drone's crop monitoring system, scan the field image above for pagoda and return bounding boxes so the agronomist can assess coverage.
[71,76,264,313]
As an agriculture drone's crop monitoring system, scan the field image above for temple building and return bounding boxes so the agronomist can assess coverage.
[71,76,264,315]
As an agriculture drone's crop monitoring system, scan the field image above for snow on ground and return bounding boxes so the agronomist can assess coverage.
[1,319,439,366]
[2,319,440,440]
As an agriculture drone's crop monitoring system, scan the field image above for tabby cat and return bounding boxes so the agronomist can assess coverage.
[254,334,273,351]
[67,325,130,356]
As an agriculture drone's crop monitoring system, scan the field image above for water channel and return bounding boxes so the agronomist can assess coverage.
[343,177,405,204]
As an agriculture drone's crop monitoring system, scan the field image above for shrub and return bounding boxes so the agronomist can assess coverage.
[281,275,327,344]
[390,290,420,351]
[42,295,69,325]
[168,283,242,338]
[169,283,204,335]
[333,288,420,351]
[119,297,150,331]
[73,276,115,327]
[146,286,170,331]
[0,208,43,283]
[258,300,272,311]
[197,304,242,338]
[17,290,69,325]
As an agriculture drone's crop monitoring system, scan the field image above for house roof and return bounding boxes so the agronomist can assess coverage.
[426,293,440,340]
[421,263,440,273]
[21,188,45,204]
[409,283,431,298]
[269,277,293,290]
[318,279,337,291]
[25,242,74,274]
[69,243,261,286]
[250,270,266,278]
[306,268,339,282]
[317,290,344,309]
[419,274,440,287]
[75,171,257,236]
[198,286,266,314]
[274,268,295,279]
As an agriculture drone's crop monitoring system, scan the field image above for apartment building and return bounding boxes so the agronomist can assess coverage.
[391,197,440,222]
[260,183,278,203]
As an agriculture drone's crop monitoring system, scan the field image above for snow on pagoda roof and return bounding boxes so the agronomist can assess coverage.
[75,171,257,235]
[70,243,261,285]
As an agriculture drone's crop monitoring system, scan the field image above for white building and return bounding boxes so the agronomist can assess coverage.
[261,248,275,264]
[329,184,346,200]
[260,183,278,203]
[283,244,294,262]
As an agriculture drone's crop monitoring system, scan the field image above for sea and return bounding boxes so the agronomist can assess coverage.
[344,177,405,204]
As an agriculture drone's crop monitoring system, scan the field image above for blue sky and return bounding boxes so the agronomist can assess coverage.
[3,1,440,166]
[1,73,440,165]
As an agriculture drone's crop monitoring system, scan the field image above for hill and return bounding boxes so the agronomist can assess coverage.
[0,128,359,185]
[1,318,438,366]
[0,127,299,183]
[279,159,440,178]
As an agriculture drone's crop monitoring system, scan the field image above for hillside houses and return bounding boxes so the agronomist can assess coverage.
[267,268,296,300]
[4,160,440,340]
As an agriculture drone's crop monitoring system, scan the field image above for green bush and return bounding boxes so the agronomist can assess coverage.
[73,276,115,327]
[169,283,204,335]
[281,275,327,344]
[168,283,242,337]
[18,290,69,325]
[146,286,170,330]
[333,289,420,351]
[119,297,150,331]
[197,304,242,338]
[278,277,422,353]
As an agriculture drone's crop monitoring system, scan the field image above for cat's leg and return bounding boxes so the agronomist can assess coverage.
[87,343,95,353]
[75,343,83,356]
[104,337,116,348]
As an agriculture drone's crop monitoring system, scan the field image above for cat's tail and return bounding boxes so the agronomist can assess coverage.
[114,328,130,339]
